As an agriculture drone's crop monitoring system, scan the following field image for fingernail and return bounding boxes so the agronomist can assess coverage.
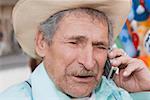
[123,71,128,77]
[110,59,113,63]
[110,59,117,64]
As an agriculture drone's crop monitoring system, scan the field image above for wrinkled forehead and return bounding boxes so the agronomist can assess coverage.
[54,12,109,44]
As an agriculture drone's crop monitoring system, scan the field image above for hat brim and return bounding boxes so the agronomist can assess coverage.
[13,0,131,58]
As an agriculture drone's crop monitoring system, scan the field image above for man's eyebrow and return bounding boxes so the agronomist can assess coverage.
[92,41,108,47]
[65,36,109,47]
[65,35,88,41]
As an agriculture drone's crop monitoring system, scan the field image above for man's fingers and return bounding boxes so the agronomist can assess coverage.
[108,48,145,78]
[112,58,144,77]
[122,59,144,77]
[110,55,131,67]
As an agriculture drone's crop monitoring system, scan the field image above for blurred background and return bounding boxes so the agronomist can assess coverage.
[0,0,150,93]
[0,0,31,93]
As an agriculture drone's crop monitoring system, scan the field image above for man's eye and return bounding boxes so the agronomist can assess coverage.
[69,42,77,45]
[96,46,107,50]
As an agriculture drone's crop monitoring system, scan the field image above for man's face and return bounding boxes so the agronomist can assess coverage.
[42,14,109,97]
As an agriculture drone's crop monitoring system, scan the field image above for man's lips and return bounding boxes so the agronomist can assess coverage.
[71,75,95,83]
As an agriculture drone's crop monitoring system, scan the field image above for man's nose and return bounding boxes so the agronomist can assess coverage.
[78,46,95,70]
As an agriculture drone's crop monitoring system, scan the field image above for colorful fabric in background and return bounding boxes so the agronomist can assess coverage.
[119,24,137,57]
[115,0,150,68]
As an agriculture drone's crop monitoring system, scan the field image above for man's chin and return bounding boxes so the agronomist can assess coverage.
[63,84,96,98]
[65,90,92,98]
[58,75,99,98]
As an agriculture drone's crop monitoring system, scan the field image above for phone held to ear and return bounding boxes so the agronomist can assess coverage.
[103,58,118,80]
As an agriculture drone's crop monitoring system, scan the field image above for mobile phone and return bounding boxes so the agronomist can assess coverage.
[103,59,118,80]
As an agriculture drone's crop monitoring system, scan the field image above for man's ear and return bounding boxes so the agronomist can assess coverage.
[35,31,47,57]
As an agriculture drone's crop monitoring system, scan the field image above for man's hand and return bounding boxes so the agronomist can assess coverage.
[108,48,150,92]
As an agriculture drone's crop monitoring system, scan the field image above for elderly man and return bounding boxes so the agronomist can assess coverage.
[1,0,150,100]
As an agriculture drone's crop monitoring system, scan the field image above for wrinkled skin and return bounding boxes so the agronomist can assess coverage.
[35,13,109,98]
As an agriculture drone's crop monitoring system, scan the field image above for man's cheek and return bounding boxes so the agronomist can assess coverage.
[95,59,106,81]
[60,44,77,55]
[96,67,104,81]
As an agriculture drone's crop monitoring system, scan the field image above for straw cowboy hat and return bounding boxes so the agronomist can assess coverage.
[13,0,132,58]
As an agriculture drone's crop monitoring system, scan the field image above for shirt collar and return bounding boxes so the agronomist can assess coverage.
[30,62,70,100]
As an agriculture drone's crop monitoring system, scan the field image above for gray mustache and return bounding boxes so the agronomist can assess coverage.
[71,69,97,77]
